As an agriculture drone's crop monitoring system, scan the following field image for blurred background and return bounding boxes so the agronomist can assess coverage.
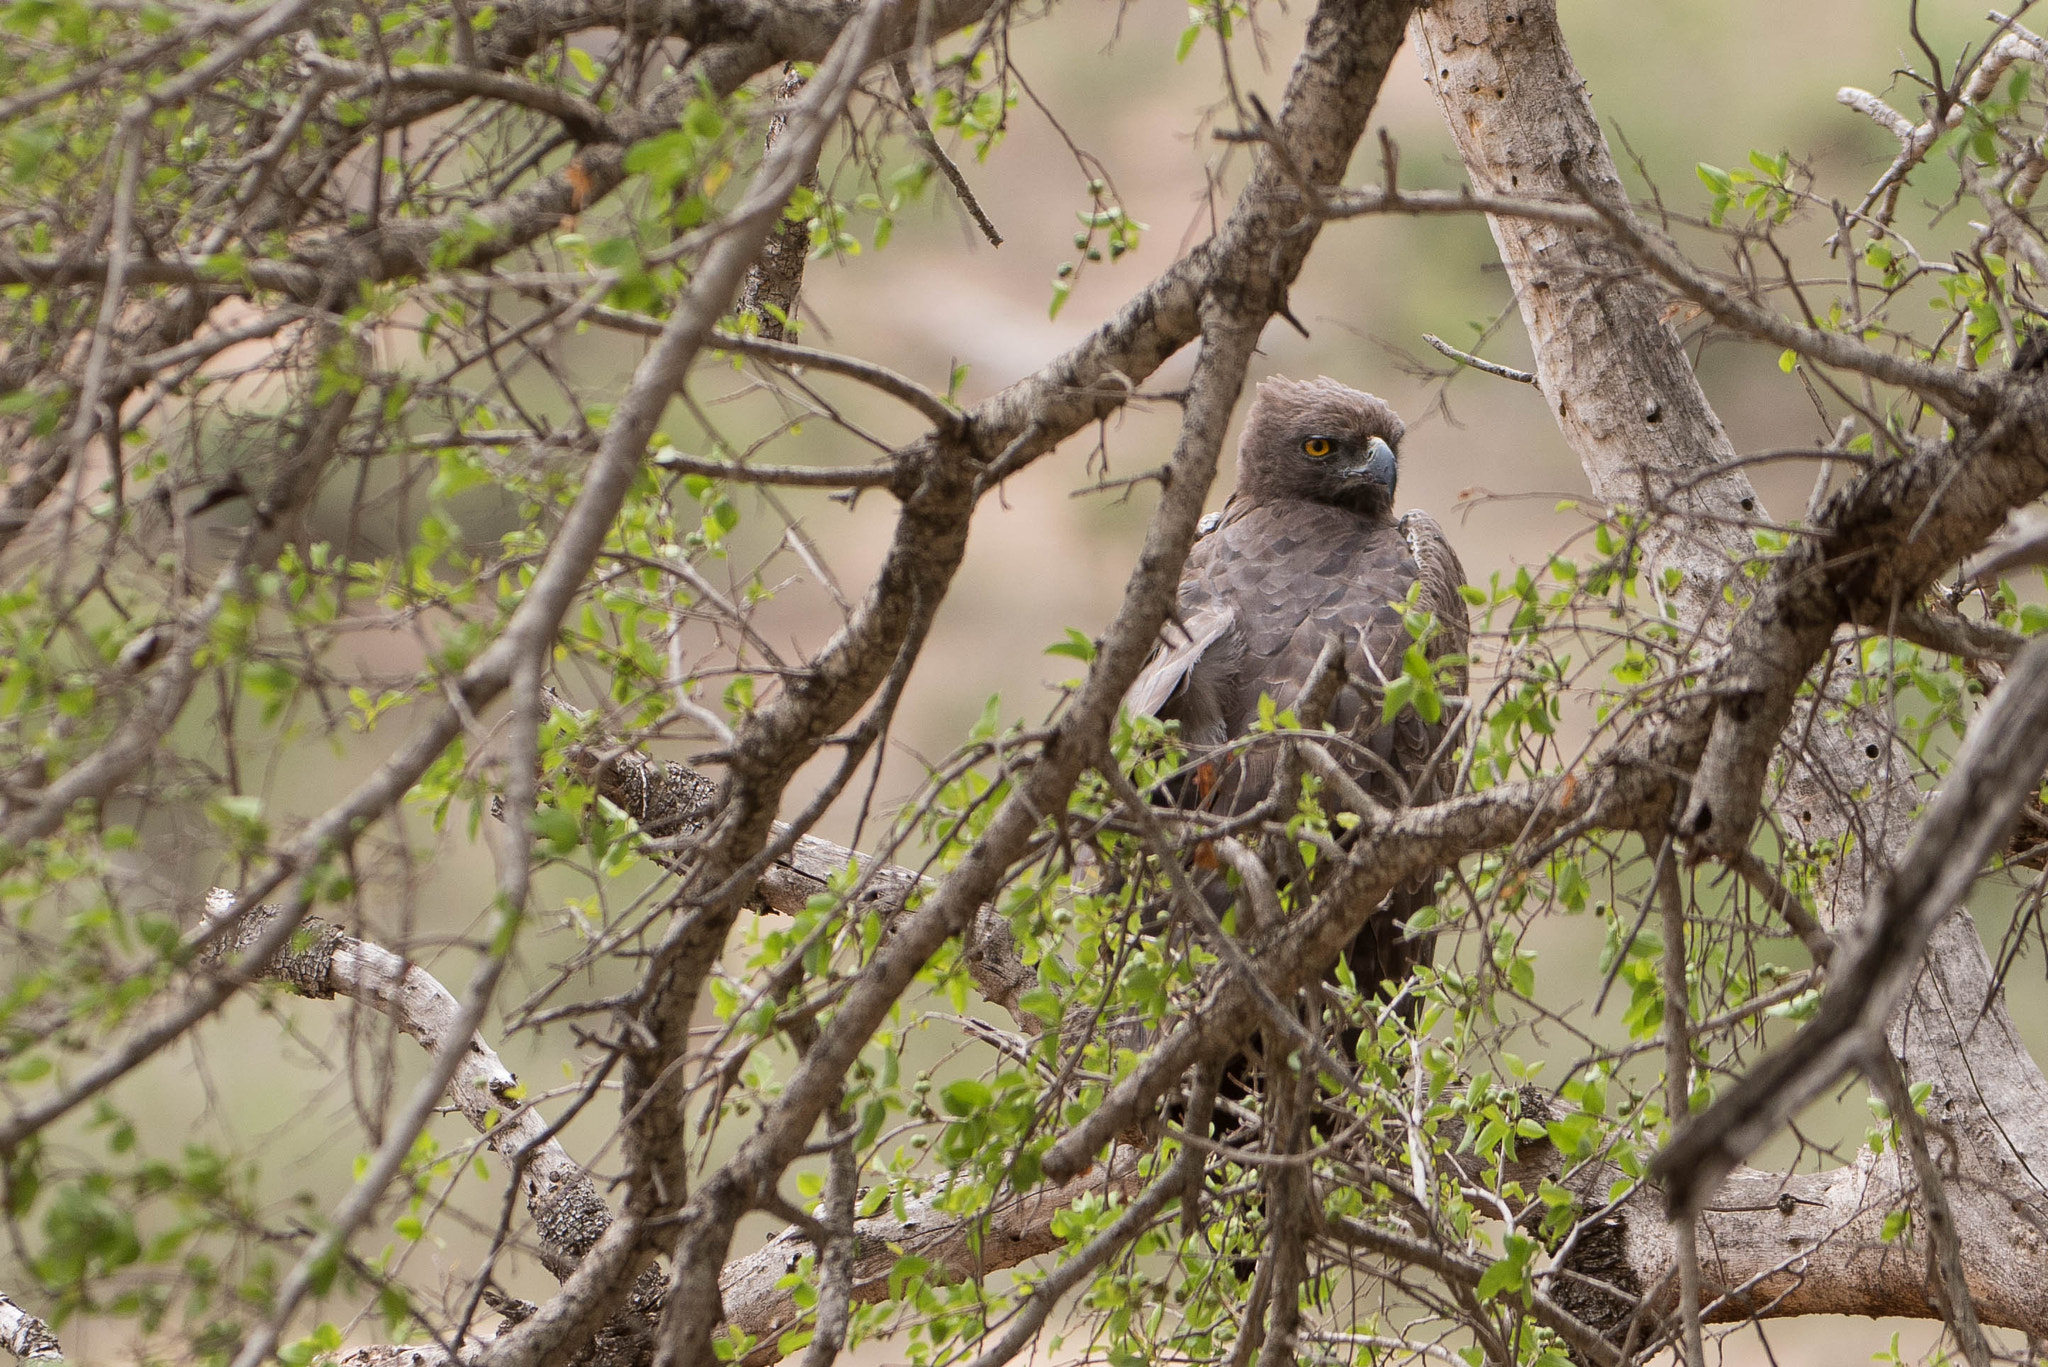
[746,0,1990,836]
[34,1,2026,1361]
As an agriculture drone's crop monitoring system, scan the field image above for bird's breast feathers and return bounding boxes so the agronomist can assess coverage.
[1181,500,1417,639]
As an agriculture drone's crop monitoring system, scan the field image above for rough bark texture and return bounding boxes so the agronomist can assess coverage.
[30,0,2048,1360]
[1410,2,1756,631]
[1418,0,2048,1345]
[0,1293,61,1363]
[736,65,816,340]
[249,1,1429,1358]
[719,1148,1152,1363]
[624,0,1423,1358]
[200,892,622,1277]
[564,738,1038,1026]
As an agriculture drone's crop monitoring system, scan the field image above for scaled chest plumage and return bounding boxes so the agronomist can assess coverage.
[1178,497,1425,744]
[1124,375,1469,817]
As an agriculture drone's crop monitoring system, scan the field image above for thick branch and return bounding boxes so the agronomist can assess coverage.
[0,1294,60,1363]
[198,892,620,1277]
[1419,0,2048,1346]
[562,737,1037,1027]
[722,1148,1153,1364]
[1656,636,2048,1212]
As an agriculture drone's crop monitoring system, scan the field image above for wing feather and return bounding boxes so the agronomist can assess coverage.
[1124,607,1239,735]
[1398,509,1471,693]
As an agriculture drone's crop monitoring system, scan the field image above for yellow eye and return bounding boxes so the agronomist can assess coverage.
[1302,437,1333,458]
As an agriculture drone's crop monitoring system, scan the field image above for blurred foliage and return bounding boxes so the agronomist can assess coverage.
[0,0,2047,1363]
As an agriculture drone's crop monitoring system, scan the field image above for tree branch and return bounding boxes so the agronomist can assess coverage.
[1418,0,2048,1348]
[1656,635,2048,1212]
[0,1294,60,1363]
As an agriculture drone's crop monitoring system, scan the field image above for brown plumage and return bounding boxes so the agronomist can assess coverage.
[1127,375,1470,999]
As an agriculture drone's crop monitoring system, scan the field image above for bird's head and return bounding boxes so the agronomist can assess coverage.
[1234,375,1405,519]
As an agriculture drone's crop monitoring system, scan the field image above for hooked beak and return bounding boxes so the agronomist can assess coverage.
[1340,435,1397,485]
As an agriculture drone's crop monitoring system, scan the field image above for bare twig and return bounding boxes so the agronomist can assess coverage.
[1422,332,1537,386]
[1869,1053,1994,1367]
[1657,850,1706,1367]
[891,58,1003,246]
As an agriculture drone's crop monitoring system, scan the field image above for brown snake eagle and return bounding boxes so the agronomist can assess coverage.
[1124,374,1471,1002]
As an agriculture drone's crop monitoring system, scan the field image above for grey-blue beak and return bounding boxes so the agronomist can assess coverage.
[1348,435,1398,496]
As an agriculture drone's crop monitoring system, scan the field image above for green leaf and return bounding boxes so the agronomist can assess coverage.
[939,1078,992,1116]
[304,1245,341,1296]
[1019,987,1064,1027]
[1045,628,1097,662]
[1545,1111,1598,1158]
[533,806,582,855]
[1049,278,1072,319]
[1476,1254,1520,1302]
[685,97,726,140]
[1381,675,1415,723]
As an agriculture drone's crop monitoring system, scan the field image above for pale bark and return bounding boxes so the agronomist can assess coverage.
[200,892,620,1277]
[217,884,1146,1367]
[0,1294,60,1363]
[27,0,2048,1361]
[272,0,1428,1358]
[1418,0,2048,1347]
[337,1150,1153,1367]
[561,735,1039,1030]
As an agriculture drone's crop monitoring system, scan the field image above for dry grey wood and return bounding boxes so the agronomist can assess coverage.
[333,1148,1153,1367]
[0,0,1411,1361]
[0,0,1008,565]
[723,1147,1152,1367]
[58,0,2048,1360]
[0,0,1012,1162]
[475,9,912,1364]
[0,375,356,852]
[205,877,1128,1366]
[644,312,1275,1366]
[612,0,1424,1359]
[0,375,364,1158]
[561,738,1038,1029]
[1409,2,1757,633]
[1963,508,2048,583]
[1418,0,2048,1346]
[1655,637,2048,1212]
[0,1293,61,1363]
[198,891,619,1278]
[229,878,518,1367]
[736,65,816,342]
[335,0,1424,1355]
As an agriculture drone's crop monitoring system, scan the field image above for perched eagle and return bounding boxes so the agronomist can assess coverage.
[1125,374,1470,999]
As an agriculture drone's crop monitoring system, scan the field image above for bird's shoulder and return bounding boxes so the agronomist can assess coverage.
[1395,509,1472,670]
[1183,497,1414,599]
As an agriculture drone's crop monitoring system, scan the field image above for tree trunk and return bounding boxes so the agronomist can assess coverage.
[1417,0,2048,1343]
